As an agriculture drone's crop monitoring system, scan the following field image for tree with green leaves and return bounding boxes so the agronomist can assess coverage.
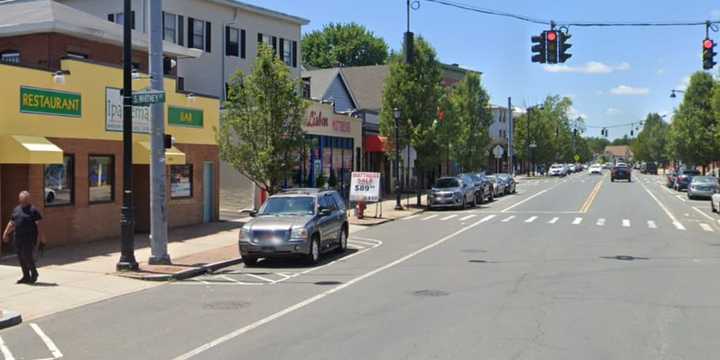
[216,44,307,195]
[449,72,493,171]
[380,36,443,187]
[513,95,575,168]
[586,137,611,157]
[668,71,718,173]
[302,23,389,69]
[632,113,669,165]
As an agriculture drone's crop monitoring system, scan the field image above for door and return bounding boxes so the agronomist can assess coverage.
[1,165,29,254]
[317,195,336,247]
[132,165,150,233]
[202,161,214,223]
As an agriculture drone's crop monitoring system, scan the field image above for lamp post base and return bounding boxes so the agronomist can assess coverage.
[148,255,172,265]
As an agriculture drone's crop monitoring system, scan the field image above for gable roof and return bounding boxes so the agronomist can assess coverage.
[604,145,633,157]
[0,0,200,58]
[208,0,309,25]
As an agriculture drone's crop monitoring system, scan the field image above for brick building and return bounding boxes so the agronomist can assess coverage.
[0,1,220,249]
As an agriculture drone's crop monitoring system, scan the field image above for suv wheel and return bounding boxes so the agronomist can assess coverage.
[243,256,258,267]
[335,227,348,253]
[306,237,321,265]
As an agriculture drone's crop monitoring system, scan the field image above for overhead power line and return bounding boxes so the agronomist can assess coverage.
[422,0,720,28]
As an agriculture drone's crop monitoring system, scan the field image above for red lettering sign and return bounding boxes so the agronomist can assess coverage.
[306,111,329,128]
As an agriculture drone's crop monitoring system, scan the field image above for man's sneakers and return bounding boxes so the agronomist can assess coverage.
[16,277,29,284]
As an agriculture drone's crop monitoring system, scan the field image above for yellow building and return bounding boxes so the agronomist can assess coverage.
[0,59,220,247]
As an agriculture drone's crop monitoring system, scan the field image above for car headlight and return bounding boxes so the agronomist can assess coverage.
[290,227,309,241]
[239,227,250,242]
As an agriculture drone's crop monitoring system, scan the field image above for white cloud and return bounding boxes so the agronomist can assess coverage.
[609,85,649,96]
[676,75,691,90]
[568,106,587,119]
[543,61,631,74]
[656,68,666,75]
[606,108,622,115]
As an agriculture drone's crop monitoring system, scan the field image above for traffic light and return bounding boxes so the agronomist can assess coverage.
[531,32,547,63]
[546,31,558,64]
[559,32,572,63]
[703,38,717,70]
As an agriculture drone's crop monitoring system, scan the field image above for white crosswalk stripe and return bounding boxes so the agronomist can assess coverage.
[440,215,458,221]
[700,223,714,232]
[674,222,687,231]
[647,221,657,229]
[422,215,438,221]
[401,214,420,221]
[622,219,631,228]
[548,217,559,224]
[459,215,476,221]
[525,216,538,223]
[501,215,516,223]
[572,217,583,225]
[596,218,606,226]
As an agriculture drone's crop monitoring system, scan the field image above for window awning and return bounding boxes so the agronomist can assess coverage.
[365,135,387,153]
[133,141,186,165]
[0,135,63,164]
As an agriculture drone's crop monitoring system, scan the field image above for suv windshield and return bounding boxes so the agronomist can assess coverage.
[434,178,460,188]
[692,176,716,183]
[259,196,315,216]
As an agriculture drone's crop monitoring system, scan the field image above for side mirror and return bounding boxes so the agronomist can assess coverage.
[240,209,258,217]
[319,208,331,217]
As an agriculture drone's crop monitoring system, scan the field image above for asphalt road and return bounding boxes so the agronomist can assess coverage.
[4,170,720,359]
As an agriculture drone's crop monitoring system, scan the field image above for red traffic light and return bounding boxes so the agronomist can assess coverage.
[547,31,557,42]
[705,39,714,49]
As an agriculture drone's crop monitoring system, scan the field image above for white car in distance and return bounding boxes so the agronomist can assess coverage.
[588,164,603,175]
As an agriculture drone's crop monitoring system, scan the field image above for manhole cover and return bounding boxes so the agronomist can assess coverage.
[314,281,342,286]
[412,289,450,297]
[600,255,649,261]
[203,301,250,310]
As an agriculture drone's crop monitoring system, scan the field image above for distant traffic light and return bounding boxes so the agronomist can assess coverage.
[559,32,572,63]
[531,32,547,63]
[703,38,717,70]
[546,31,558,64]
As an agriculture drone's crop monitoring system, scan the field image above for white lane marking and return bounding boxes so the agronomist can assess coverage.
[401,214,420,221]
[0,336,15,360]
[172,215,495,360]
[622,219,631,228]
[219,275,240,283]
[676,195,687,202]
[700,223,714,232]
[30,323,63,359]
[525,216,538,223]
[244,273,278,284]
[638,180,687,232]
[421,215,438,221]
[596,218,606,226]
[440,214,458,221]
[572,217,583,225]
[548,217,559,224]
[501,215,516,223]
[460,215,477,221]
[648,221,657,229]
[692,206,716,221]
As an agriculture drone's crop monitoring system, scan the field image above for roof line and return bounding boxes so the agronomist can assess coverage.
[209,0,309,25]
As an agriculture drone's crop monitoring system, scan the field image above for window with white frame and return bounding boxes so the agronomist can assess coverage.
[226,27,239,56]
[163,12,177,43]
[282,39,292,65]
[191,18,205,50]
[0,51,20,64]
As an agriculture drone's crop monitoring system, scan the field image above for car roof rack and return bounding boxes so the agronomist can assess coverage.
[280,188,323,195]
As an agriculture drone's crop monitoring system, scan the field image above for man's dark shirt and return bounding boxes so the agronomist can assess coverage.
[11,205,42,244]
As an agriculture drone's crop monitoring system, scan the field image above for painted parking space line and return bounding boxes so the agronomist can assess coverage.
[596,218,606,226]
[30,323,63,359]
[572,217,583,225]
[501,215,515,223]
[700,223,714,232]
[459,215,477,221]
[525,216,538,223]
[401,215,420,221]
[0,336,15,360]
[548,217,559,224]
[440,215,458,221]
[675,222,687,231]
[421,215,438,221]
[622,219,631,228]
[648,221,657,229]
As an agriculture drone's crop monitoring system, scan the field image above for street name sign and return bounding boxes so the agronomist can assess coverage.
[132,90,165,106]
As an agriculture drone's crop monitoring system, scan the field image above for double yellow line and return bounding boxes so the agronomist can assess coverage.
[579,175,606,213]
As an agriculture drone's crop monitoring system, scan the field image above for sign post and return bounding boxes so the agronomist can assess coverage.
[493,145,504,173]
[132,90,165,107]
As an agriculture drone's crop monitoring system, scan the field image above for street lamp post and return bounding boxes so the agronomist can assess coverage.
[526,107,531,177]
[394,108,403,211]
[670,89,686,98]
[117,0,138,271]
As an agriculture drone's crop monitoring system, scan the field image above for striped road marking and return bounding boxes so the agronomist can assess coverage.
[572,217,583,225]
[422,215,438,221]
[648,221,657,229]
[674,222,687,231]
[501,215,516,223]
[622,219,631,228]
[700,223,714,232]
[548,217,559,224]
[440,215,458,221]
[596,218,606,226]
[460,215,477,221]
[401,215,420,221]
[525,216,538,223]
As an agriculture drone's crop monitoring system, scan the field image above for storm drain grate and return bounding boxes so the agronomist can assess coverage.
[412,289,450,297]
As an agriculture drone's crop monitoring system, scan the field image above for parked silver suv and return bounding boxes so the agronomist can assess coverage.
[428,176,477,210]
[239,189,348,267]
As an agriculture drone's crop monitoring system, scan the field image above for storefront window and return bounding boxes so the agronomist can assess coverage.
[171,165,193,198]
[89,155,114,203]
[44,155,74,206]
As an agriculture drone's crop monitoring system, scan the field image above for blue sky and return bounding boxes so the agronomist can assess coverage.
[256,0,719,139]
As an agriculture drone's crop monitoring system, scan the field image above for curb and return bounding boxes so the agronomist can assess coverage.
[349,208,426,227]
[0,310,22,330]
[117,256,244,282]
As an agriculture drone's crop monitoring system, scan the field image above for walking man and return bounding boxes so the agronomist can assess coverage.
[2,191,45,284]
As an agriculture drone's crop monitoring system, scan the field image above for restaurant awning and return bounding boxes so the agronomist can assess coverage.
[365,135,387,153]
[133,141,186,165]
[0,135,63,164]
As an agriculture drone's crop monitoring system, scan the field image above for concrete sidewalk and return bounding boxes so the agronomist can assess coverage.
[348,194,427,226]
[0,221,243,322]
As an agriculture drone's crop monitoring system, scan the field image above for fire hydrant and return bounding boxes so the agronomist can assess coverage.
[356,200,367,219]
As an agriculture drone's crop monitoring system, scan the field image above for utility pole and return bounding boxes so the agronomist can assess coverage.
[507,97,513,174]
[526,106,531,177]
[148,0,170,264]
[117,0,138,271]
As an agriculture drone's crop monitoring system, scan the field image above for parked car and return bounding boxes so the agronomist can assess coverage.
[711,190,720,213]
[428,176,476,210]
[238,189,349,267]
[496,173,517,194]
[611,163,631,182]
[641,162,658,175]
[548,163,567,177]
[487,175,506,196]
[459,173,493,204]
[673,168,701,191]
[588,164,603,175]
[568,164,577,173]
[687,176,718,200]
[666,170,677,188]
